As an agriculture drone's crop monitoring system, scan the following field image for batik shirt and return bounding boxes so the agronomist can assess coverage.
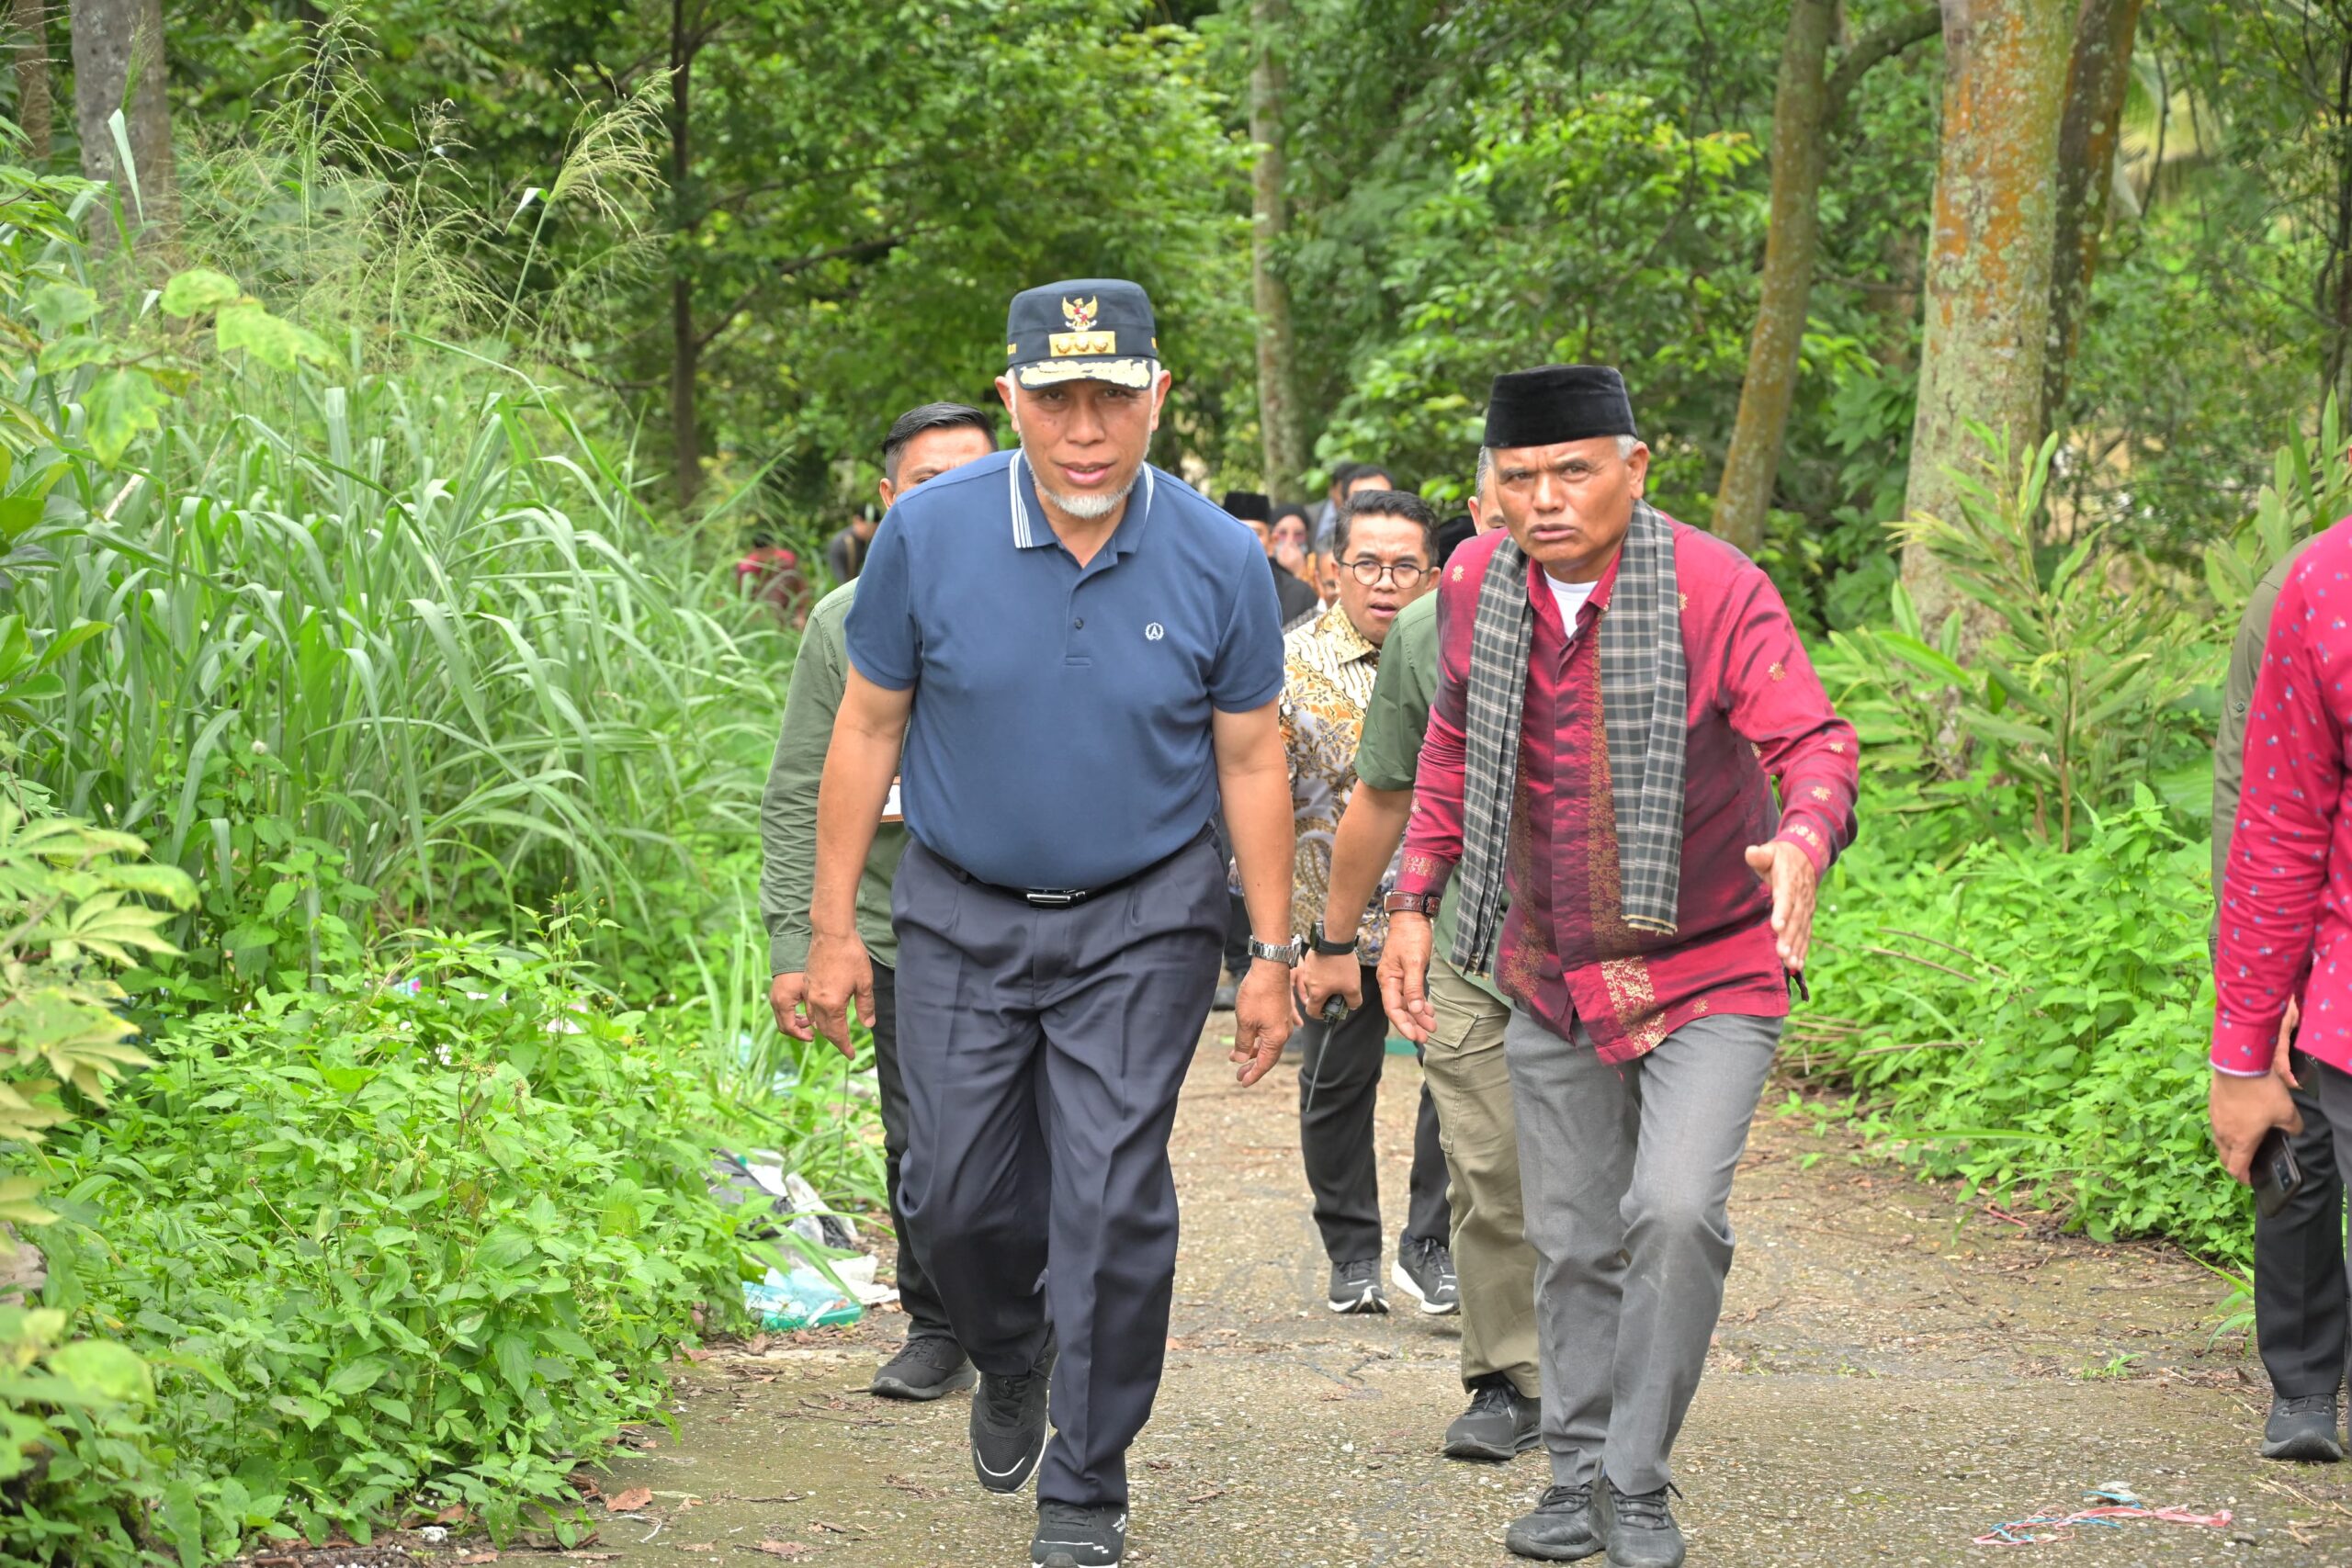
[1280,600,1397,963]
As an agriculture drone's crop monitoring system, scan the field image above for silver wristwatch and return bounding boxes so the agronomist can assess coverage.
[1247,935,1303,968]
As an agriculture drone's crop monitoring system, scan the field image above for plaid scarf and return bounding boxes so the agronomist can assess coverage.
[1450,498,1687,973]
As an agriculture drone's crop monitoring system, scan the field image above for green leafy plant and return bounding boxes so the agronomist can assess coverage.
[1792,792,2245,1265]
[47,920,769,1554]
[1824,429,2208,848]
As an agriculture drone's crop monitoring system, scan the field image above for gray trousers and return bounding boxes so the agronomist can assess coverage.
[1506,1007,1781,1495]
[891,834,1225,1509]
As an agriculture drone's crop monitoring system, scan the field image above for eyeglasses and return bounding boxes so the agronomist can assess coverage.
[1341,558,1429,588]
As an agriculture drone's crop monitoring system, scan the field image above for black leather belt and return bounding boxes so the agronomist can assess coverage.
[935,828,1213,908]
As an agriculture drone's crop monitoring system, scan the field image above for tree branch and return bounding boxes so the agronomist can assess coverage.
[1826,4,1942,128]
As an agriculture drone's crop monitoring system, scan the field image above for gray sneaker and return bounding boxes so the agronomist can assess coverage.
[1600,1480,1686,1568]
[1504,1482,1602,1562]
[1327,1257,1389,1314]
[1445,1374,1542,1461]
[2262,1393,2346,1462]
[1392,1235,1460,1314]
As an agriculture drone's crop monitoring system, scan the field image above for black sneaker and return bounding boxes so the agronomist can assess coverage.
[1504,1482,1602,1562]
[1327,1258,1389,1314]
[1600,1479,1686,1568]
[1391,1235,1460,1314]
[971,1333,1057,1494]
[1445,1373,1542,1461]
[2262,1393,2346,1461]
[872,1335,977,1401]
[1031,1501,1126,1567]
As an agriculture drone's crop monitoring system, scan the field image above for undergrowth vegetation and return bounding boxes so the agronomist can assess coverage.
[0,63,875,1564]
[1791,431,2341,1275]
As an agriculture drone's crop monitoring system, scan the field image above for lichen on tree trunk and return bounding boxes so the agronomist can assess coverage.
[1901,0,2075,630]
[68,0,175,237]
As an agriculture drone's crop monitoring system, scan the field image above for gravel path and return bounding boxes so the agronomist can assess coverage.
[578,1022,2352,1567]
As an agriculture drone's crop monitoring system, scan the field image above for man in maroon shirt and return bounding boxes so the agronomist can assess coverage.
[1379,366,1858,1566]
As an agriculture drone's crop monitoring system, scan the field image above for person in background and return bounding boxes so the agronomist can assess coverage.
[807,278,1298,1568]
[1383,366,1858,1567]
[1278,488,1456,1319]
[1312,463,1399,558]
[827,510,879,584]
[1433,510,1477,568]
[2210,530,2350,1463]
[1271,504,1316,593]
[762,400,998,1403]
[1225,491,1322,630]
[736,533,811,627]
[1298,447,1544,1463]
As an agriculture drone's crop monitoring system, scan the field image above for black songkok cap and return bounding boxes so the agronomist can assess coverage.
[1482,365,1638,449]
[1221,491,1272,523]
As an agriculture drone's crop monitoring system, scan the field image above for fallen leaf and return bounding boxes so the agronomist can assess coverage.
[683,1345,715,1363]
[457,1555,499,1565]
[809,1519,863,1536]
[752,1544,815,1561]
[435,1502,470,1523]
[605,1485,654,1513]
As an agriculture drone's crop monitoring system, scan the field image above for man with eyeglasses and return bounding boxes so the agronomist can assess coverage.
[1275,487,1455,1317]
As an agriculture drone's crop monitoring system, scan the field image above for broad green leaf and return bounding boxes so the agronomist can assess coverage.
[45,1338,153,1404]
[83,367,173,465]
[24,282,98,334]
[216,303,332,370]
[159,267,243,317]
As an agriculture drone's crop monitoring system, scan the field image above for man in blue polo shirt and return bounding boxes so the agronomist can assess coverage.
[806,278,1299,1568]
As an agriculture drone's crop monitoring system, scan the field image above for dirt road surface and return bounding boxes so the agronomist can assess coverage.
[579,1023,2352,1567]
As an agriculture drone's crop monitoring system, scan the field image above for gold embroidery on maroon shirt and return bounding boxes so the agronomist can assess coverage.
[1600,957,1670,1055]
[1769,660,1786,682]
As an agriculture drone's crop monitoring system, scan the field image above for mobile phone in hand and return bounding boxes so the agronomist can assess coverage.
[2254,1125,2304,1220]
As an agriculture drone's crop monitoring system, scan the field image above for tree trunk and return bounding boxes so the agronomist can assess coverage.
[2041,0,2143,423]
[1900,0,2075,627]
[2324,24,2352,416]
[1713,3,1940,555]
[68,0,175,232]
[667,0,700,508]
[1712,0,1836,556]
[10,0,51,163]
[1247,0,1304,498]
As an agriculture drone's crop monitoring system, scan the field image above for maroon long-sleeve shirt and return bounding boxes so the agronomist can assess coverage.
[1396,521,1859,1061]
[2213,517,2352,1077]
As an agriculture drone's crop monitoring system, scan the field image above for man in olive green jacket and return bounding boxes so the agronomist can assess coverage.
[761,401,996,1400]
[2213,535,2348,1462]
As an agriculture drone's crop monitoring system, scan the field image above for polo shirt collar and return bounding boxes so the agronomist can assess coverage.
[1010,449,1157,557]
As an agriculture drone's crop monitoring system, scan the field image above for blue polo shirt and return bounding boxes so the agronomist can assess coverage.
[844,448,1283,890]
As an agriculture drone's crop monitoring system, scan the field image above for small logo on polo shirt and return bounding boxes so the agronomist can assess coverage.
[1145,622,1166,641]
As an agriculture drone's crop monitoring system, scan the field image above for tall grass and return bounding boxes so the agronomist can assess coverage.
[6,48,787,988]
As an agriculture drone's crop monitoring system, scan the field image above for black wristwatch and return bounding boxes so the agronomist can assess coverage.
[1308,919,1359,957]
[1247,935,1303,968]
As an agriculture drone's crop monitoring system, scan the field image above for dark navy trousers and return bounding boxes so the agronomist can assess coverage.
[891,833,1225,1508]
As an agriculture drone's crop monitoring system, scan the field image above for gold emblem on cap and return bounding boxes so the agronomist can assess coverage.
[1049,330,1118,357]
[1062,296,1100,331]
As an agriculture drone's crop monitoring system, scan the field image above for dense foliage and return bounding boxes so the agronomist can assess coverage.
[7,0,2352,1555]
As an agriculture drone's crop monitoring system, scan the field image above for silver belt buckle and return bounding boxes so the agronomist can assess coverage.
[1024,888,1083,908]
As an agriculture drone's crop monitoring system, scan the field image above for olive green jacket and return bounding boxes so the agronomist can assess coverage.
[2211,539,2318,931]
[760,582,907,974]
[1352,591,1506,1003]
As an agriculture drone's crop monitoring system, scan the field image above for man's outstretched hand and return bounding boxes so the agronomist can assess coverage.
[1744,840,1818,971]
[1230,960,1297,1086]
